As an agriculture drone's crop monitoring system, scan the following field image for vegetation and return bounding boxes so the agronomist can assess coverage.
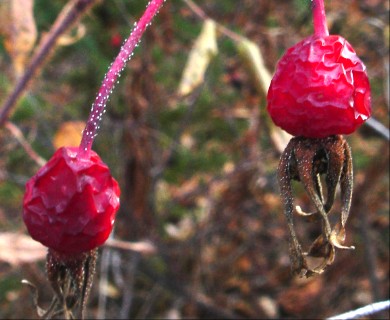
[0,0,388,318]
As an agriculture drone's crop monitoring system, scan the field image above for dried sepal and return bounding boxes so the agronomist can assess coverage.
[278,135,355,277]
[22,279,57,318]
[46,248,98,319]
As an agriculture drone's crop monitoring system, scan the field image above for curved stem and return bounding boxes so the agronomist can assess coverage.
[312,0,329,37]
[78,0,165,158]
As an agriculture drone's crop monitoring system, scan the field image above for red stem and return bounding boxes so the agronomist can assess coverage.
[78,0,165,157]
[312,0,329,37]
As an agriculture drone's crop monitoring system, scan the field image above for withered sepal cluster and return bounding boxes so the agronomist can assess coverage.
[278,135,355,277]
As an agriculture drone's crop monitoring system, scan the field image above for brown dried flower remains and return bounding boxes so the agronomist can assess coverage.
[278,135,354,277]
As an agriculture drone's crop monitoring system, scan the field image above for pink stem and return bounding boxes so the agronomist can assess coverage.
[78,0,165,157]
[312,0,329,37]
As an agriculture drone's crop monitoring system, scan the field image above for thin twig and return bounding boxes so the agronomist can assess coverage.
[97,245,112,319]
[119,252,141,319]
[183,0,242,42]
[104,238,157,255]
[135,282,162,319]
[0,0,97,127]
[327,300,390,320]
[365,117,390,141]
[5,121,47,167]
[350,142,389,304]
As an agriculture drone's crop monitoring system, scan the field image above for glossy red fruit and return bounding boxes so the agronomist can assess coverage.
[267,35,371,138]
[23,147,120,254]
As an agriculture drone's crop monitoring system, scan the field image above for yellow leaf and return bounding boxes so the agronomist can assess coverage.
[53,121,85,149]
[180,131,195,149]
[237,38,272,95]
[177,19,218,97]
[56,23,86,46]
[236,38,292,152]
[0,0,37,77]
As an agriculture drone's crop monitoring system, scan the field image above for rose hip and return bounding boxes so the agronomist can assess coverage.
[22,0,165,257]
[20,2,165,316]
[23,147,120,254]
[267,0,371,138]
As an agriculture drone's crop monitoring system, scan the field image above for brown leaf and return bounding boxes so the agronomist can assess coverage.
[0,232,46,266]
[52,121,85,149]
[278,277,323,315]
[0,0,37,77]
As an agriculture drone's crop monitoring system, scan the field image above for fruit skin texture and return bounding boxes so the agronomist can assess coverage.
[23,147,120,255]
[267,35,371,138]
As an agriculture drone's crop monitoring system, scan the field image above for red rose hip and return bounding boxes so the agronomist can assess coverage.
[23,147,120,254]
[267,1,371,138]
[20,1,166,316]
[22,0,166,257]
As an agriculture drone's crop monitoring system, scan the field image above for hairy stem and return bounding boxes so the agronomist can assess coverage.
[78,0,165,157]
[312,0,329,37]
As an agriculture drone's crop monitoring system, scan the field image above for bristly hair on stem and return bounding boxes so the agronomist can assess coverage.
[311,0,329,37]
[78,0,166,158]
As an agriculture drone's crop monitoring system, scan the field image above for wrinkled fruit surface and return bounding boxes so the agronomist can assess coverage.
[23,147,120,254]
[267,35,371,138]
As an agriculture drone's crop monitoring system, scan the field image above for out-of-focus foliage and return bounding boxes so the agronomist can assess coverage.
[177,18,218,97]
[0,0,37,77]
[52,121,85,149]
[0,0,388,319]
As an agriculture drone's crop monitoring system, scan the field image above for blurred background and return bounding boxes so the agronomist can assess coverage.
[0,0,388,318]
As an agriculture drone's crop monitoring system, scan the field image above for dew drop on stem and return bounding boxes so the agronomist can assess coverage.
[78,0,166,159]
